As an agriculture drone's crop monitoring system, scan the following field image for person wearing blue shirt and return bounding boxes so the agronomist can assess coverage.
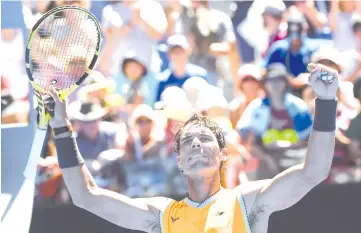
[114,51,159,107]
[155,34,208,102]
[237,63,313,179]
[264,14,320,76]
[263,14,327,96]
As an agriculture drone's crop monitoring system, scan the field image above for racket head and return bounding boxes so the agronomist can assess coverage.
[25,5,102,93]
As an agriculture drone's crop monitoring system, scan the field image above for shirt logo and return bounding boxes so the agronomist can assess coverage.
[216,209,225,216]
[171,217,179,223]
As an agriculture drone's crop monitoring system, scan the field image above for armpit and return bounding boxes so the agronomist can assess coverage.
[248,204,267,228]
[136,197,174,233]
[144,217,162,233]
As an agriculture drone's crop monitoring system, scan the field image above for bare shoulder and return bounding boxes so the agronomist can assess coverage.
[234,180,272,228]
[135,196,175,233]
[234,180,272,210]
[137,196,175,211]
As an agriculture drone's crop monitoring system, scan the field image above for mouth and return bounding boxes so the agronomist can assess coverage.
[187,154,211,167]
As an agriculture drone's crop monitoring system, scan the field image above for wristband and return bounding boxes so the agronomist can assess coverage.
[53,125,73,136]
[54,135,84,169]
[313,98,337,132]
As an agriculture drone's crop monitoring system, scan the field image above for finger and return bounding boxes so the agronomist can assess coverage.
[47,86,61,103]
[307,63,316,72]
[309,65,322,84]
[313,63,338,74]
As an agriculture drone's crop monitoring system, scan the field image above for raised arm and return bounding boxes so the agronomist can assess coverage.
[47,89,172,232]
[243,64,339,215]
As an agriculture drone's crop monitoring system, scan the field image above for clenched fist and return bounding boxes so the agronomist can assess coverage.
[308,63,339,100]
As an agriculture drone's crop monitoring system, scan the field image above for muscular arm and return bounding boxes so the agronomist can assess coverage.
[48,90,172,232]
[56,133,172,232]
[240,99,337,221]
[253,130,334,211]
[244,65,338,215]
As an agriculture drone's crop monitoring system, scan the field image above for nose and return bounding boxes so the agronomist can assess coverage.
[191,137,202,149]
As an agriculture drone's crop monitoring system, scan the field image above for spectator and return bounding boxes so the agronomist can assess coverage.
[124,104,166,161]
[329,0,361,53]
[163,0,194,37]
[182,76,209,112]
[36,134,66,206]
[263,12,322,95]
[237,63,313,179]
[344,15,361,83]
[290,0,329,38]
[188,0,237,87]
[261,3,287,57]
[229,64,264,128]
[156,34,208,102]
[345,79,361,163]
[157,86,193,157]
[98,0,167,77]
[115,51,158,107]
[68,100,125,160]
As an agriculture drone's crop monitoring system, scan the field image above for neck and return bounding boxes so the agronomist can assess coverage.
[268,24,280,35]
[173,64,186,77]
[291,41,302,53]
[140,135,151,145]
[129,76,141,83]
[269,94,285,110]
[81,132,98,142]
[186,172,221,203]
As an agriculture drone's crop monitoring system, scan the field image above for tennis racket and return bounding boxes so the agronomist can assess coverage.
[23,5,102,178]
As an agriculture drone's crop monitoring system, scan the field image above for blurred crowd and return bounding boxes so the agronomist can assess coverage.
[2,0,361,207]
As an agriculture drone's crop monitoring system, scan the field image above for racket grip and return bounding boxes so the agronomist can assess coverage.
[23,129,47,179]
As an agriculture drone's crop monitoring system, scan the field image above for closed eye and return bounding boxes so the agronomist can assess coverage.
[200,137,212,142]
[181,137,193,145]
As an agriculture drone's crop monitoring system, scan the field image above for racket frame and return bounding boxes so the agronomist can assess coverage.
[25,5,102,87]
[23,5,102,178]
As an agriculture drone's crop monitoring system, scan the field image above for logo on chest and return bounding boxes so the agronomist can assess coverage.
[171,216,179,223]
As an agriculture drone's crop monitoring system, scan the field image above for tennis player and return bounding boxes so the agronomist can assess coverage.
[48,63,338,233]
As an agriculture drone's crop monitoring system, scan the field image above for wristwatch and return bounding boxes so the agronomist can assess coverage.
[53,124,73,136]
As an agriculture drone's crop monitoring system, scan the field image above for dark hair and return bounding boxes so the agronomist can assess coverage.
[352,20,361,33]
[174,114,226,154]
[353,78,361,102]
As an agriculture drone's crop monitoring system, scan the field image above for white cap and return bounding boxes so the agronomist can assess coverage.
[161,86,193,122]
[237,64,262,82]
[182,76,209,105]
[129,104,155,127]
[311,45,342,71]
[196,85,228,112]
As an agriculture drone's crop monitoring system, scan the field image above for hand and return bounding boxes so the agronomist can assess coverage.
[130,6,142,25]
[47,87,70,128]
[307,63,339,100]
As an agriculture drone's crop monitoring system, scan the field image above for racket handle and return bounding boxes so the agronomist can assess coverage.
[23,128,47,179]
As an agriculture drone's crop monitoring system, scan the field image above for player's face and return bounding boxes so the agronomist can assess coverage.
[177,124,225,176]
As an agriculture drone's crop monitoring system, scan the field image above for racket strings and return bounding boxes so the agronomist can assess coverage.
[30,9,99,91]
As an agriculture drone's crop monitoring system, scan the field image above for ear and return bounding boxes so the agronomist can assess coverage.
[220,148,228,162]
